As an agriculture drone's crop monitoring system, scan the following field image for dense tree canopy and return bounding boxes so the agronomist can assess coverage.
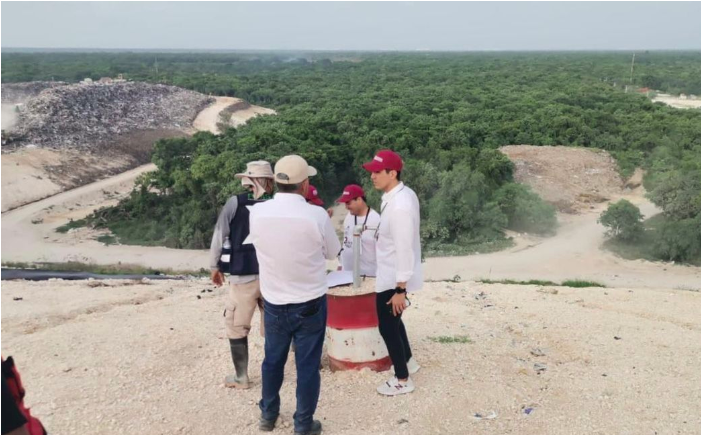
[3,51,700,258]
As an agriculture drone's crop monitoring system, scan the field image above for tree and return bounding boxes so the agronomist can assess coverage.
[493,183,557,235]
[598,200,644,241]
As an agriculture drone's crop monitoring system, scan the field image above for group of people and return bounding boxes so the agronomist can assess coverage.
[208,150,423,435]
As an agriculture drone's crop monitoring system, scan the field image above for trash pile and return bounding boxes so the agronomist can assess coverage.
[8,82,213,150]
[1,81,68,104]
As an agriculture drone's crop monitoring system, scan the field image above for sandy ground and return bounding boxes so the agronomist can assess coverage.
[652,95,701,110]
[2,278,699,435]
[192,96,276,133]
[191,96,238,134]
[1,148,64,212]
[499,145,623,213]
[229,103,276,128]
[0,163,209,268]
[1,148,133,212]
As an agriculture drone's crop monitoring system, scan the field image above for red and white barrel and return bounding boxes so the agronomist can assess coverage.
[326,291,391,372]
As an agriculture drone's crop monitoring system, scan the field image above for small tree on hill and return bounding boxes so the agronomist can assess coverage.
[598,200,644,241]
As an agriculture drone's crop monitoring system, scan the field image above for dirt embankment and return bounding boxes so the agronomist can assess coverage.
[652,94,701,109]
[2,278,699,435]
[499,145,624,214]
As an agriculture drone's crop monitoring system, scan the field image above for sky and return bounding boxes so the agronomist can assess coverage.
[2,2,700,51]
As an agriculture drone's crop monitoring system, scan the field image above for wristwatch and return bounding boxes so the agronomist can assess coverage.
[394,287,407,295]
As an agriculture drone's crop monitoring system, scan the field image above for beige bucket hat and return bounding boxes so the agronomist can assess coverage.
[234,160,275,179]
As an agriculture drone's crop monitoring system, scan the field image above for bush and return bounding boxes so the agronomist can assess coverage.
[598,200,644,241]
[652,216,701,263]
[428,164,500,240]
[492,183,557,235]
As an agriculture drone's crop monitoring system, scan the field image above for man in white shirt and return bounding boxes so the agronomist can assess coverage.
[362,149,423,396]
[249,155,341,435]
[337,184,380,277]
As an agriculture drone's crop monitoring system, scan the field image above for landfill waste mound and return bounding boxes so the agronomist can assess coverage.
[5,81,213,150]
[1,81,68,104]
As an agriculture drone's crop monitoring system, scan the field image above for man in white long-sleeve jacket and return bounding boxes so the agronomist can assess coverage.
[362,149,423,396]
[249,155,341,435]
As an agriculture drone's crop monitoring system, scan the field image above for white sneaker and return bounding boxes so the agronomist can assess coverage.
[377,376,415,396]
[407,358,421,375]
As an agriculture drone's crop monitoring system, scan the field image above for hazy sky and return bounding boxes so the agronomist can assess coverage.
[2,2,700,51]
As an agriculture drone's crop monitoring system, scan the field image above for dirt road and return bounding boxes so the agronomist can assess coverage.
[192,96,238,134]
[4,173,699,290]
[424,194,701,290]
[192,96,276,134]
[652,95,701,109]
[2,278,699,435]
[1,163,211,270]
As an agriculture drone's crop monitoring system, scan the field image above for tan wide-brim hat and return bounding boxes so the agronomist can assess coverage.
[234,160,275,179]
[274,155,317,185]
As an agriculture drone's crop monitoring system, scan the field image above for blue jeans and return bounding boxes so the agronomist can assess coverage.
[259,295,327,433]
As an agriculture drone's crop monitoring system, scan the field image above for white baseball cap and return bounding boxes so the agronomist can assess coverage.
[274,155,317,185]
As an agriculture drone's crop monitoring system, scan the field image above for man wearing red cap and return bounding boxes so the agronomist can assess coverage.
[305,184,324,206]
[336,184,380,277]
[363,149,423,396]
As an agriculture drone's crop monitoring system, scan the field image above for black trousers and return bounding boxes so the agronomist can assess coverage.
[376,289,413,380]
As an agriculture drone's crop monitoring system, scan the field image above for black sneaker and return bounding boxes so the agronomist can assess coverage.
[294,420,322,435]
[259,415,277,432]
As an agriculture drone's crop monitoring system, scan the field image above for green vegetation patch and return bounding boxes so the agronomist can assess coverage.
[55,218,87,233]
[429,335,473,344]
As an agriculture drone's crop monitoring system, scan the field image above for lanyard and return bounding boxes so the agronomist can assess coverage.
[354,211,371,229]
[375,185,405,240]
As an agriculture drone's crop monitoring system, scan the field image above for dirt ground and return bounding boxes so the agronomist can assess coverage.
[1,147,134,212]
[2,278,699,435]
[652,94,701,110]
[499,145,623,214]
[191,96,276,133]
[229,103,276,128]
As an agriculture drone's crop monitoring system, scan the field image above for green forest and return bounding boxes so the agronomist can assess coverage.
[3,51,700,261]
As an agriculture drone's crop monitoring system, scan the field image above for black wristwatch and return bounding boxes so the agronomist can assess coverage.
[394,287,407,294]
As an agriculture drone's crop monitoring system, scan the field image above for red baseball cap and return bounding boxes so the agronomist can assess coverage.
[337,184,365,203]
[362,149,403,172]
[306,184,324,206]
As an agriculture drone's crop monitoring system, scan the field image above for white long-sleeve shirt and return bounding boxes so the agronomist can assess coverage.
[340,209,381,277]
[374,182,423,293]
[248,193,341,305]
